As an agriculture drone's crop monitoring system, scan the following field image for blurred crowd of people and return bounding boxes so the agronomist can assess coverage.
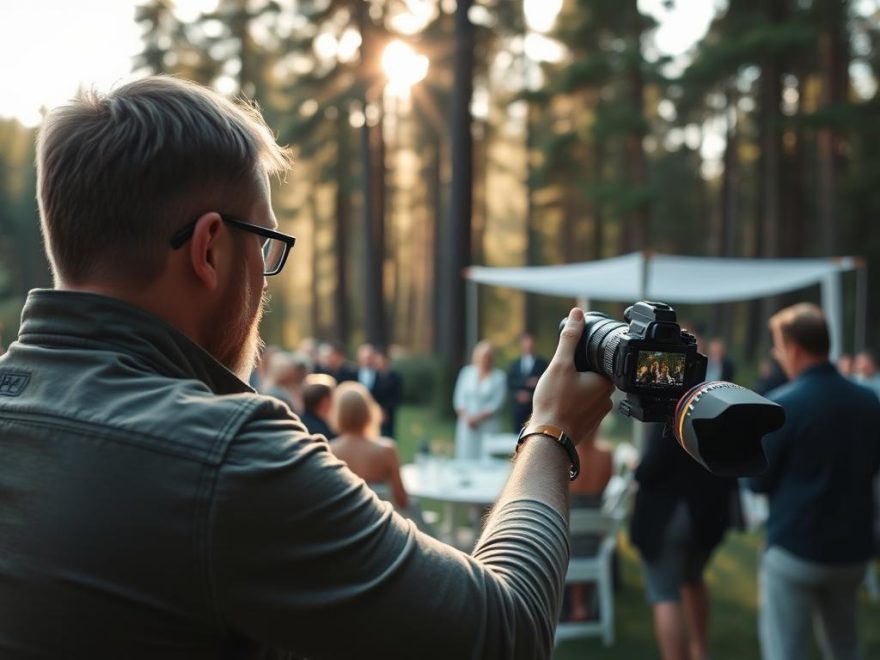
[250,340,407,509]
[251,340,403,439]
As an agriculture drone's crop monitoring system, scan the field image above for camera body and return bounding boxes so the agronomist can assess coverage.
[570,301,707,422]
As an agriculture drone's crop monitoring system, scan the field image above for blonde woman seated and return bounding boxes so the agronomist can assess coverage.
[329,381,408,510]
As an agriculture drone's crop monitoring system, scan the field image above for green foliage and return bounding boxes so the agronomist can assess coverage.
[393,353,445,406]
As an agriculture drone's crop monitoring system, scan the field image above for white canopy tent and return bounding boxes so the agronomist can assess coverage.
[465,252,867,360]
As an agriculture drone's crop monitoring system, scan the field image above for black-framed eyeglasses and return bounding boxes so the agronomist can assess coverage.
[169,214,296,276]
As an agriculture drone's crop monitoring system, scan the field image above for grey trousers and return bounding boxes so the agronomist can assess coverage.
[759,545,867,660]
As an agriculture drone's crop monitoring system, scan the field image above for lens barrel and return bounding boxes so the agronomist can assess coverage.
[673,381,784,477]
[582,314,629,380]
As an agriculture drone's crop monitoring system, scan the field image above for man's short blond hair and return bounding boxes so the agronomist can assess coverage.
[769,303,830,357]
[36,76,292,285]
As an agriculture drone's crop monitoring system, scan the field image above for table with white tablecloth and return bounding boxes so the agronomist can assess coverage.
[401,458,512,548]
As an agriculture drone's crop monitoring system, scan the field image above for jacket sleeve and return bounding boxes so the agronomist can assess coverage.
[748,394,792,494]
[208,401,569,660]
[634,423,674,486]
[507,360,523,392]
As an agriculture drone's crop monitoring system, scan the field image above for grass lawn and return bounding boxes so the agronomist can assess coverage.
[394,405,880,659]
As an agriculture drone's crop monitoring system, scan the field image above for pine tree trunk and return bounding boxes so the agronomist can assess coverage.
[760,1,785,261]
[309,193,322,339]
[753,2,786,358]
[715,86,740,344]
[430,130,443,354]
[356,1,387,347]
[524,101,539,335]
[625,1,650,252]
[333,109,351,344]
[591,138,605,261]
[816,0,849,255]
[438,0,475,371]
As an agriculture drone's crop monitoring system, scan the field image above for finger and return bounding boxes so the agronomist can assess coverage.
[552,307,585,364]
[579,370,616,396]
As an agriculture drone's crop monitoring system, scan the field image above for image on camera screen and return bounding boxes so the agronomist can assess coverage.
[635,351,686,388]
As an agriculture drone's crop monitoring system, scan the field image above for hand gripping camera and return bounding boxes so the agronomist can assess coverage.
[564,301,785,477]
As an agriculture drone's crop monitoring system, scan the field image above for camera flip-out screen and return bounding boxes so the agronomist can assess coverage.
[635,350,686,388]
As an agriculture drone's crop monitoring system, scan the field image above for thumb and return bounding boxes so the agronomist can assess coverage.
[553,307,585,364]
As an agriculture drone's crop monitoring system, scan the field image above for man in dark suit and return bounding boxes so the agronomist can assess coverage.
[507,333,549,431]
[372,348,403,439]
[749,303,880,660]
[316,341,357,383]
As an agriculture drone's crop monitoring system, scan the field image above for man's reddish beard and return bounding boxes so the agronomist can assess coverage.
[209,271,268,381]
[235,289,268,381]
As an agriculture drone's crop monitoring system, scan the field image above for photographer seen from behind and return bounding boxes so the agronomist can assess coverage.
[629,421,737,660]
[749,304,880,660]
[0,76,614,659]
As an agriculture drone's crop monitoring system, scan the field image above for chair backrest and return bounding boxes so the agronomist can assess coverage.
[613,442,639,474]
[569,508,618,538]
[600,470,634,521]
[480,433,517,460]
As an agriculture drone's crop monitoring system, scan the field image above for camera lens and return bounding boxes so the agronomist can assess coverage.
[673,381,784,477]
[583,315,629,379]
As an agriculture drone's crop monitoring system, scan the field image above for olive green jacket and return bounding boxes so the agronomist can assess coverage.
[0,290,569,659]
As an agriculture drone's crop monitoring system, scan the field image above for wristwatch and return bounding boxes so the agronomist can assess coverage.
[516,423,580,480]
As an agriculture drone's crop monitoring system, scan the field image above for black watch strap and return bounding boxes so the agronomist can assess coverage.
[516,424,580,480]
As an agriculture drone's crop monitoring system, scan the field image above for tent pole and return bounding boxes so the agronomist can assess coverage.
[640,250,652,301]
[856,259,868,353]
[467,279,479,355]
[820,271,843,362]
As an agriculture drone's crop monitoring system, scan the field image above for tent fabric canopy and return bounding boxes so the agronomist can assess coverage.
[465,252,862,360]
[465,252,858,304]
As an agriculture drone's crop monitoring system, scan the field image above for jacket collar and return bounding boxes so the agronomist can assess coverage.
[16,289,253,396]
[797,361,836,381]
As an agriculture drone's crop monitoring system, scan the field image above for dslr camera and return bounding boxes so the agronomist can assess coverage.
[572,301,704,422]
[564,301,785,477]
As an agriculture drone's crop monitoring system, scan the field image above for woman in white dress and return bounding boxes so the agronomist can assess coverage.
[453,340,507,460]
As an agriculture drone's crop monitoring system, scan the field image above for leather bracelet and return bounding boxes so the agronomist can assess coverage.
[516,423,580,480]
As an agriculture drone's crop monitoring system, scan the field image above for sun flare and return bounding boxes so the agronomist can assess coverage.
[381,40,429,99]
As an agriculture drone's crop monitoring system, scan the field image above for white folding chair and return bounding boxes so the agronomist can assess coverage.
[555,509,620,647]
[612,442,639,475]
[480,433,517,461]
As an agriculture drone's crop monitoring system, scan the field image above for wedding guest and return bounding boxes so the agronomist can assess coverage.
[300,374,337,438]
[453,341,506,460]
[372,347,403,438]
[507,333,549,431]
[262,351,309,413]
[329,382,408,509]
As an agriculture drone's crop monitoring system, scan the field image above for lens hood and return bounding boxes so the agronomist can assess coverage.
[673,381,785,477]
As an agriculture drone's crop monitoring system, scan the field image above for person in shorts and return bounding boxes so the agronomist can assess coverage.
[630,423,736,660]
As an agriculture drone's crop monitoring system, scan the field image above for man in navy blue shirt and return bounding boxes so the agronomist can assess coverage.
[750,303,880,660]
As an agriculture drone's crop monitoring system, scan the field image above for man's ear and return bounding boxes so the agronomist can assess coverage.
[188,212,225,291]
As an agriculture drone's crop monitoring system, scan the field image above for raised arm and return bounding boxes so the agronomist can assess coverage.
[210,309,613,659]
[490,308,615,516]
